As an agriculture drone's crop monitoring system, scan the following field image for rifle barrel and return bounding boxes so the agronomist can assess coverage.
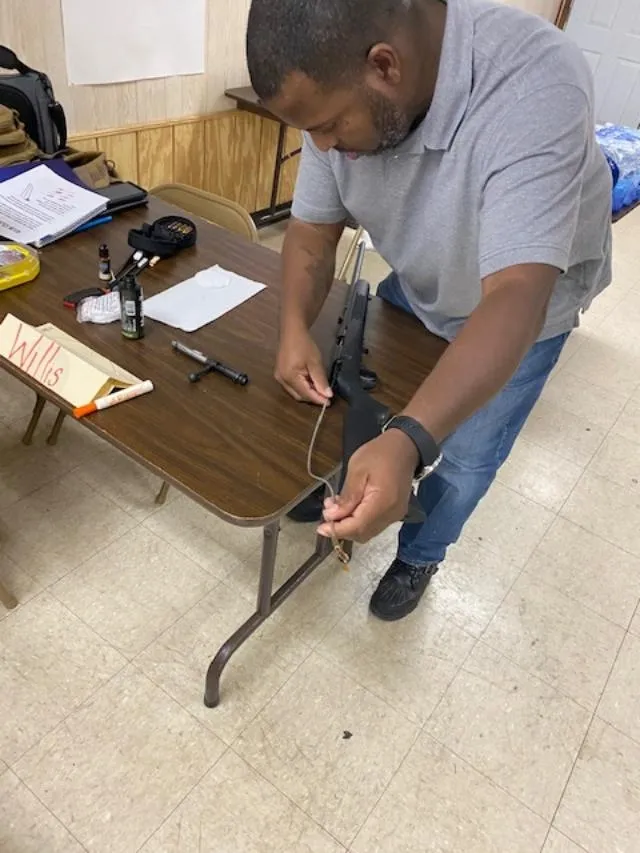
[351,240,367,285]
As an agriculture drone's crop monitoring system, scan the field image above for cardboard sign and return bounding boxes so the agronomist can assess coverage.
[0,313,139,407]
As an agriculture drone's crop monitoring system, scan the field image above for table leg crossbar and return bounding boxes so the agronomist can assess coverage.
[204,518,352,708]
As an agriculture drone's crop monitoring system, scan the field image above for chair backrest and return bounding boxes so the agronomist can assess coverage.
[150,183,259,244]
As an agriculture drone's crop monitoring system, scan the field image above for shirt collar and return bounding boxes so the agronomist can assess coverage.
[418,0,474,152]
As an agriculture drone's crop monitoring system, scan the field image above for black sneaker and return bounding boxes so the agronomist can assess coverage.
[287,485,325,523]
[369,558,439,621]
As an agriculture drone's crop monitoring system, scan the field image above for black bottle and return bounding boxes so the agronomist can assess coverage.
[119,272,145,339]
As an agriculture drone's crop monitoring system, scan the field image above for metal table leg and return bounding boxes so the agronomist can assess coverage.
[251,122,302,229]
[21,395,46,445]
[155,481,171,505]
[269,124,287,214]
[46,410,66,446]
[203,519,335,708]
[0,581,17,610]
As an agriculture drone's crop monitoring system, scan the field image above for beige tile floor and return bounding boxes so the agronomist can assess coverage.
[1,214,640,852]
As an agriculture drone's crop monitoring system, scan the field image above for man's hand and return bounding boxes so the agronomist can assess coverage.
[318,430,419,543]
[275,327,333,405]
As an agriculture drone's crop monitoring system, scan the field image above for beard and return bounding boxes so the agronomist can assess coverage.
[365,88,414,155]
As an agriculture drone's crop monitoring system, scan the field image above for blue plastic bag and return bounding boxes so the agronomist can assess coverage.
[596,123,640,214]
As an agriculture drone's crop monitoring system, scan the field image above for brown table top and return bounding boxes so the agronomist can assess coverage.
[225,86,281,124]
[0,198,447,525]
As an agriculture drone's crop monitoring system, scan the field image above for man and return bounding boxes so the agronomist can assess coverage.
[246,0,612,622]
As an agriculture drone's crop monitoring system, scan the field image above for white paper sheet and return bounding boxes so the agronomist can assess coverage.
[61,0,206,85]
[144,266,266,333]
[0,165,107,247]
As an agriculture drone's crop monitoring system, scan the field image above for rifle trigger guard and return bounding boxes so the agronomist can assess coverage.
[359,367,378,391]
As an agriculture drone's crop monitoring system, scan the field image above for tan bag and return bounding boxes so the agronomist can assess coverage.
[0,103,117,187]
[60,147,115,190]
[0,104,40,166]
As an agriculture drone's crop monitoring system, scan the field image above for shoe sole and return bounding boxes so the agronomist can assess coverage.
[286,509,323,523]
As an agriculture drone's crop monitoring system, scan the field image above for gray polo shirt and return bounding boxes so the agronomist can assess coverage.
[291,0,613,343]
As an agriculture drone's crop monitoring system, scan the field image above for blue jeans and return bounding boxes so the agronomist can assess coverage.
[377,272,569,566]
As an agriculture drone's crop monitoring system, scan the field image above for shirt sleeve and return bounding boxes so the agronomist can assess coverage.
[479,84,592,280]
[291,134,348,224]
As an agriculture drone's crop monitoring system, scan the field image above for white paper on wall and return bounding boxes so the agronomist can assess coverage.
[61,0,206,85]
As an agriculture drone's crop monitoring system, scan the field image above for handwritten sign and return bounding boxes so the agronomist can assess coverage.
[0,314,137,407]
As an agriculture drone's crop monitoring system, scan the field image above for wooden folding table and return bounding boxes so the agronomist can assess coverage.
[0,198,447,705]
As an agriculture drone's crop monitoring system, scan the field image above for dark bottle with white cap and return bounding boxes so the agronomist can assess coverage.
[119,272,145,340]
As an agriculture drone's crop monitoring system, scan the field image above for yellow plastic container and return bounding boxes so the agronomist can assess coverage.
[0,242,40,292]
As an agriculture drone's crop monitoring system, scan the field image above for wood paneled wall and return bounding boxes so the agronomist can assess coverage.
[5,0,563,214]
[1,0,253,135]
[71,112,303,214]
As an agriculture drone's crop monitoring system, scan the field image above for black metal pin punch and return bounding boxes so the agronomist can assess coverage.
[172,340,249,386]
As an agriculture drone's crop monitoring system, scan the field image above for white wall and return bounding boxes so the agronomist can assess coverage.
[496,0,561,22]
[0,0,252,134]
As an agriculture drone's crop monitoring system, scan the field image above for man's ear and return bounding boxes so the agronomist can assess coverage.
[366,43,402,86]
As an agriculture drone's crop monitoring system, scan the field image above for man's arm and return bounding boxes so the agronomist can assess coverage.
[280,216,344,337]
[402,262,557,444]
[276,217,345,403]
[283,130,348,334]
[403,79,595,442]
[276,133,349,404]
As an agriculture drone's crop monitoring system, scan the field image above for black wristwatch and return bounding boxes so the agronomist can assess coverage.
[383,415,442,484]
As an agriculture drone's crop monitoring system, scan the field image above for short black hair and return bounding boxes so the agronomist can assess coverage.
[246,0,410,101]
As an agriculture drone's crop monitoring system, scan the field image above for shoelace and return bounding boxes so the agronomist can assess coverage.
[388,560,434,588]
[407,564,428,587]
[306,400,350,567]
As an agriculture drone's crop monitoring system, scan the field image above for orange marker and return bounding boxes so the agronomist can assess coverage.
[73,380,154,419]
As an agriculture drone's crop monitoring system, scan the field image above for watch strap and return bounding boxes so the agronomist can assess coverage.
[383,415,441,478]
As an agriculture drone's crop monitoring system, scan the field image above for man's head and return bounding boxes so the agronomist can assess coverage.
[246,0,445,156]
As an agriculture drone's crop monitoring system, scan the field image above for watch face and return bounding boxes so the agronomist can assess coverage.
[417,452,443,481]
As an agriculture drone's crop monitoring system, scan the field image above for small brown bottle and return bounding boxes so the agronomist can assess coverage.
[119,272,145,340]
[98,243,111,282]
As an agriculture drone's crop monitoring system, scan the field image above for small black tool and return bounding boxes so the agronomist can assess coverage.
[63,286,110,309]
[172,340,249,386]
[188,363,249,385]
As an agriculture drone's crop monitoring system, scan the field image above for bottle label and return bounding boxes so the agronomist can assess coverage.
[120,281,144,339]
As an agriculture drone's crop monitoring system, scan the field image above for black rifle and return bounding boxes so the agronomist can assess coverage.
[328,241,425,524]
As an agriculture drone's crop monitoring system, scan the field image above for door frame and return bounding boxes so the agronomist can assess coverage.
[555,0,576,30]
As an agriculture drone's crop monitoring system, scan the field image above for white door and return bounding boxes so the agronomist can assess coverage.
[566,0,640,125]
